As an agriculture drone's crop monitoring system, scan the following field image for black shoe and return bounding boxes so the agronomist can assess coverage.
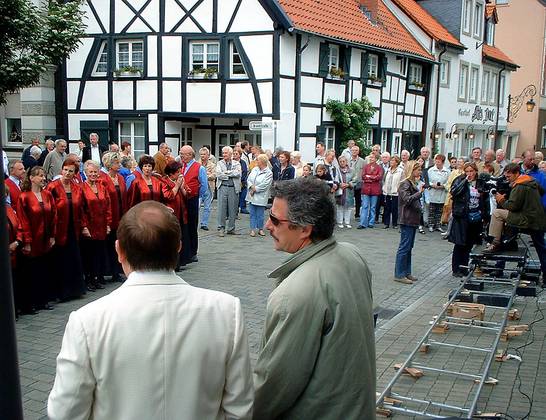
[383,225,390,229]
[98,276,106,285]
[191,255,199,263]
[357,225,366,230]
[452,271,464,278]
[87,285,96,292]
[200,226,209,231]
[240,209,249,214]
[94,283,105,290]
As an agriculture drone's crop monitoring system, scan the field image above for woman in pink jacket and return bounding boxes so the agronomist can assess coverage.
[357,154,384,229]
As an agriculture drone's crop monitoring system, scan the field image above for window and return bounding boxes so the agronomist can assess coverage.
[116,40,144,70]
[328,45,339,71]
[486,19,495,45]
[364,128,373,146]
[325,126,335,150]
[481,70,490,103]
[93,41,108,75]
[119,121,145,158]
[458,63,469,100]
[230,42,246,78]
[469,67,479,102]
[6,118,22,144]
[368,54,379,78]
[381,129,388,152]
[409,63,422,85]
[440,59,450,86]
[474,2,484,39]
[190,41,220,72]
[181,127,193,147]
[500,75,506,106]
[489,73,497,104]
[463,0,472,34]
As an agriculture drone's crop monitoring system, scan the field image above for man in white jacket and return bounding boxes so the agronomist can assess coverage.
[48,201,253,420]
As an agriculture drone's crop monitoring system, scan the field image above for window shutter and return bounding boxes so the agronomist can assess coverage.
[380,55,388,85]
[360,52,369,83]
[316,125,327,142]
[318,43,330,77]
[342,46,351,79]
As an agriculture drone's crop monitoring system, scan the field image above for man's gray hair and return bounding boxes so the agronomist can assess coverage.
[222,146,233,154]
[272,178,335,242]
[55,139,67,147]
[30,145,42,158]
[83,160,100,172]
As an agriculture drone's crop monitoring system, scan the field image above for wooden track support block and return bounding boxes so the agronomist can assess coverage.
[432,321,450,333]
[376,407,393,417]
[474,413,504,418]
[508,309,521,320]
[447,302,485,320]
[495,349,507,362]
[474,377,498,385]
[393,363,424,378]
[419,344,430,353]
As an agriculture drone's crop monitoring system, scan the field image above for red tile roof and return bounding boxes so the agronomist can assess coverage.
[278,0,434,60]
[391,0,464,48]
[483,44,518,68]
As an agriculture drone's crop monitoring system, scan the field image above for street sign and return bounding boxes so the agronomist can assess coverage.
[249,121,274,131]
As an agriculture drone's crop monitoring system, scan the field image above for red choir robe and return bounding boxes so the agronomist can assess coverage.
[127,174,163,209]
[46,179,83,247]
[17,190,57,257]
[5,177,21,210]
[81,181,112,241]
[6,204,20,267]
[99,171,127,230]
[161,176,189,224]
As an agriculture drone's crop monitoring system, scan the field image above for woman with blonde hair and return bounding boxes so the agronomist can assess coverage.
[394,161,425,285]
[291,151,306,177]
[382,155,403,228]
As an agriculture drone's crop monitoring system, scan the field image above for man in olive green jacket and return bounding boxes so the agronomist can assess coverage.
[253,178,376,420]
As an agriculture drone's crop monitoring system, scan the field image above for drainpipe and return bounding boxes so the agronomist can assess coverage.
[294,35,310,150]
[433,43,448,152]
[494,65,506,149]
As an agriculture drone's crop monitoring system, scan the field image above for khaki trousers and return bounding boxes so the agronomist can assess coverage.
[489,208,509,240]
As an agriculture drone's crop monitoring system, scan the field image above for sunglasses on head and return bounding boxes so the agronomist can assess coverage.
[269,211,291,226]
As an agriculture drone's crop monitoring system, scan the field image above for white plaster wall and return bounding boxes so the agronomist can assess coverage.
[147,36,157,77]
[115,0,135,33]
[217,0,240,32]
[278,112,296,151]
[82,2,103,34]
[91,0,109,32]
[165,0,187,32]
[240,35,273,79]
[405,93,417,114]
[258,82,273,114]
[137,80,158,110]
[415,95,425,115]
[149,144,158,155]
[225,84,256,113]
[68,114,108,140]
[162,36,182,78]
[398,78,406,102]
[66,82,80,110]
[280,35,296,77]
[280,78,294,112]
[192,0,213,33]
[81,81,108,109]
[370,110,380,125]
[66,38,93,79]
[300,107,321,133]
[381,103,395,128]
[113,81,133,110]
[301,38,320,74]
[366,87,381,107]
[300,76,322,104]
[148,113,158,143]
[352,81,363,100]
[163,81,181,112]
[186,83,221,112]
[139,0,159,32]
[229,0,274,32]
[299,137,317,163]
[323,83,345,102]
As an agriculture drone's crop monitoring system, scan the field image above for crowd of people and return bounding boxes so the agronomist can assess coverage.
[4,132,546,316]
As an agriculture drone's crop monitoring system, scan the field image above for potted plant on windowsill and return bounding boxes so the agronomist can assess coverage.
[114,66,142,78]
[409,81,425,90]
[368,75,385,85]
[328,66,345,80]
[188,67,219,79]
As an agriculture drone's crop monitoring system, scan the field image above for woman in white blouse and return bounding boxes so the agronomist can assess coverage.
[246,154,273,237]
[382,155,403,228]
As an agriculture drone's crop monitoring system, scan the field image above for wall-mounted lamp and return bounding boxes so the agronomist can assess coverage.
[465,125,475,140]
[430,123,441,140]
[446,124,458,140]
[487,126,496,141]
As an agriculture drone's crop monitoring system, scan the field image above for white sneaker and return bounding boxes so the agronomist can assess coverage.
[429,226,434,233]
[338,224,344,229]
[345,224,352,229]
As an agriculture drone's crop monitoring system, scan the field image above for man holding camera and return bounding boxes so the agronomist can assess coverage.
[484,163,546,281]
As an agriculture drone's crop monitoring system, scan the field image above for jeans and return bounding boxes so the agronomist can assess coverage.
[360,195,378,227]
[239,187,248,211]
[249,203,265,230]
[395,225,417,278]
[199,187,213,227]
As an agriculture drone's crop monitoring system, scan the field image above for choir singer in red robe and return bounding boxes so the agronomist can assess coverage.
[6,185,23,316]
[127,154,163,208]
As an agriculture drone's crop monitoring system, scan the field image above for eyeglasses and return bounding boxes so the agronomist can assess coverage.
[268,211,292,226]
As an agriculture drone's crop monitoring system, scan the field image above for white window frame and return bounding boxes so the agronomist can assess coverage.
[463,0,473,34]
[5,118,22,146]
[229,42,247,79]
[469,66,479,102]
[325,126,335,150]
[116,40,144,71]
[93,41,108,76]
[118,120,146,158]
[368,54,379,79]
[500,75,506,106]
[190,41,220,72]
[489,73,498,105]
[409,63,422,85]
[328,45,339,71]
[473,1,484,40]
[458,62,469,101]
[481,69,490,104]
[486,19,495,45]
[364,128,373,147]
[440,59,450,87]
[381,129,388,152]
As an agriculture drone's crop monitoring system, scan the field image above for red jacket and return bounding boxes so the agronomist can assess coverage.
[5,178,21,211]
[46,179,84,246]
[81,181,112,240]
[99,171,127,230]
[6,204,20,267]
[127,174,163,209]
[161,176,188,224]
[17,190,57,257]
[361,163,383,196]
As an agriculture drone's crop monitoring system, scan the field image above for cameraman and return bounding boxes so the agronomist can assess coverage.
[484,164,546,280]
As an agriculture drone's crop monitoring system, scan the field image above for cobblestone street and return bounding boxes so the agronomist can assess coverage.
[14,210,545,419]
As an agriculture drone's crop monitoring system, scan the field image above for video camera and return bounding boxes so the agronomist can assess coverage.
[476,173,511,195]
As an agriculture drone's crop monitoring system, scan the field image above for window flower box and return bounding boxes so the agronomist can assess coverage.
[328,66,345,80]
[409,81,425,91]
[188,67,219,79]
[114,66,142,78]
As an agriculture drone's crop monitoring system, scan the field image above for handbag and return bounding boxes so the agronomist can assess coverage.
[441,203,452,224]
